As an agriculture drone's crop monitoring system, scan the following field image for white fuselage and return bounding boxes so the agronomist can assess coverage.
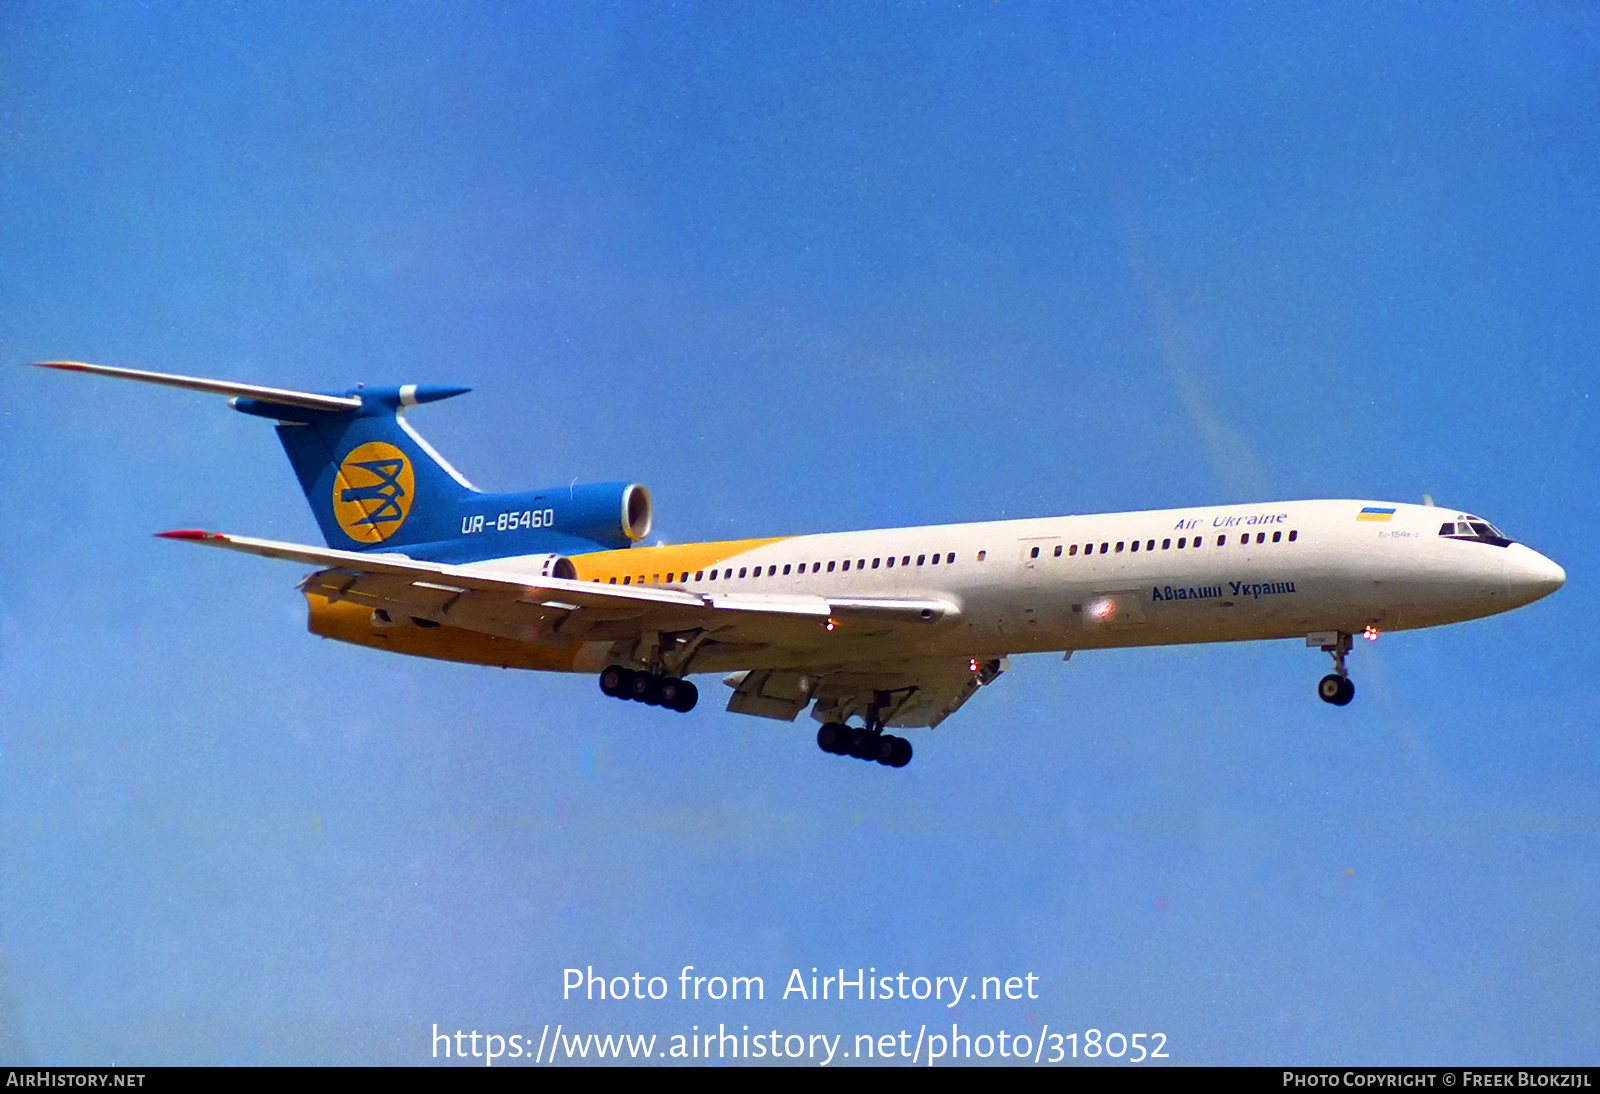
[476,499,1564,674]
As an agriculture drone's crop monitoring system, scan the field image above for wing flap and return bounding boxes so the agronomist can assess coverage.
[825,597,958,624]
[723,669,816,721]
[717,658,1007,729]
[806,658,1006,729]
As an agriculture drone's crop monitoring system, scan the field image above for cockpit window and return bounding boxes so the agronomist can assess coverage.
[1439,515,1512,547]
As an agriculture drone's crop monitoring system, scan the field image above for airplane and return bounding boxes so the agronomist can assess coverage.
[35,360,1566,769]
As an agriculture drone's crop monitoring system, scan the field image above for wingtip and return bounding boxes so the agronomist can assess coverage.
[156,529,223,541]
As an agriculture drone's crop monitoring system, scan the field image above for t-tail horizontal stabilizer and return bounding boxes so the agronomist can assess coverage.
[32,360,365,413]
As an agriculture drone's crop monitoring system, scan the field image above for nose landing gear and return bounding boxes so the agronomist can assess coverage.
[1311,632,1356,706]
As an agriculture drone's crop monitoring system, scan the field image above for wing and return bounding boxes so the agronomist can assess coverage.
[156,531,978,723]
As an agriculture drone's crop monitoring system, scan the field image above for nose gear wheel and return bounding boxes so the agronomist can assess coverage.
[1318,673,1355,705]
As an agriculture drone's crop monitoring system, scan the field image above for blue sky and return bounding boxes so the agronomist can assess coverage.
[2,1,1596,1065]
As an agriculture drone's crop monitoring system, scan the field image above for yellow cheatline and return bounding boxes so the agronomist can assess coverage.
[571,537,794,584]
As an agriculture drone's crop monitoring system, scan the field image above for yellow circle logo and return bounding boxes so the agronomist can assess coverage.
[332,442,414,543]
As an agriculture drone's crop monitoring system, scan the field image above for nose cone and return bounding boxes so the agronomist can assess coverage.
[1505,545,1566,606]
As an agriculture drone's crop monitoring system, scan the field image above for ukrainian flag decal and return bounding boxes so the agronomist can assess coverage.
[1356,506,1396,522]
[333,441,414,543]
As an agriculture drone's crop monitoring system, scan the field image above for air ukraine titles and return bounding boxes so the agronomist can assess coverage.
[1151,584,1224,603]
[1151,579,1298,602]
[1172,510,1289,530]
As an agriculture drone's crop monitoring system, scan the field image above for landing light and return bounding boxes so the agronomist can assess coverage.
[1089,597,1117,621]
[1363,625,1379,641]
[826,619,836,632]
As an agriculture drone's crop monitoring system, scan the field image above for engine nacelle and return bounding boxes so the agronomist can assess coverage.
[521,553,578,580]
[421,481,653,561]
[559,481,652,548]
[620,483,653,542]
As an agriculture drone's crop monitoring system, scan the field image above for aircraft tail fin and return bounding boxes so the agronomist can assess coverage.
[33,361,652,561]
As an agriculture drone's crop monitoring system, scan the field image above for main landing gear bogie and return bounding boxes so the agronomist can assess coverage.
[599,665,698,713]
[816,722,913,768]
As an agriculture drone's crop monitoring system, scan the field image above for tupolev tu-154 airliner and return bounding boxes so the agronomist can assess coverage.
[36,360,1565,769]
